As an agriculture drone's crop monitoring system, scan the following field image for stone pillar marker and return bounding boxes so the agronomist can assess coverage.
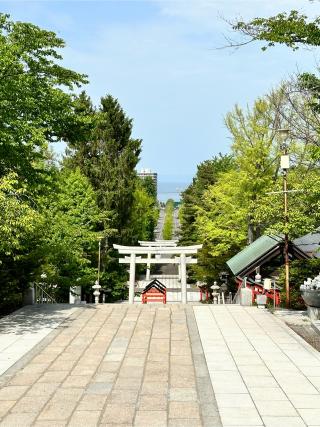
[23,286,35,305]
[129,253,136,304]
[240,287,252,306]
[180,253,187,304]
[69,286,81,304]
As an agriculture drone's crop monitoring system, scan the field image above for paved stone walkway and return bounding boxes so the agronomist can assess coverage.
[195,306,320,427]
[2,304,320,426]
[0,304,220,427]
[0,305,77,377]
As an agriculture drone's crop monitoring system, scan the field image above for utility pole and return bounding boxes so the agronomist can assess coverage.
[283,162,290,308]
[279,129,290,308]
[267,130,302,308]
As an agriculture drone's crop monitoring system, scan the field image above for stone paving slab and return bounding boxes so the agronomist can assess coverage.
[194,305,320,427]
[0,304,79,377]
[0,304,220,426]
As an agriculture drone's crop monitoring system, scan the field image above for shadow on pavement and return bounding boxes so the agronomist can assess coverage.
[0,304,96,335]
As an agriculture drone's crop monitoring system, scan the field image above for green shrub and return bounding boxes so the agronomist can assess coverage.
[278,258,320,310]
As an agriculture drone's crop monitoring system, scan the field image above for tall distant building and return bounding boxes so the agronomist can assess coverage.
[137,168,158,194]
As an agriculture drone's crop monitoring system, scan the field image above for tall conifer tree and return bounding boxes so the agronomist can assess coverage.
[66,93,141,243]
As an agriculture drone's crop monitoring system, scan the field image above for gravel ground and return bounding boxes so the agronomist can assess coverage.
[289,324,320,352]
[274,308,320,352]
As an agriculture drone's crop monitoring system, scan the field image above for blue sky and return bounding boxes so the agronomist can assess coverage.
[1,0,319,183]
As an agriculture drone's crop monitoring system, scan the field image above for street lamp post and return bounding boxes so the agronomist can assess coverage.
[278,129,290,308]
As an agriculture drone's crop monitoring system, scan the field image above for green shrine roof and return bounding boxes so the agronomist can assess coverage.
[226,235,284,276]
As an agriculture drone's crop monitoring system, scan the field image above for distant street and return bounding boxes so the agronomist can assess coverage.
[154,207,165,240]
[154,206,180,241]
[173,208,180,239]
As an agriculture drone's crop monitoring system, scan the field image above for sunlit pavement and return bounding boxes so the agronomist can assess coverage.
[0,304,220,426]
[1,304,320,426]
[196,306,320,427]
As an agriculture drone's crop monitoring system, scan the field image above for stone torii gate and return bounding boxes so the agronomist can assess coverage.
[138,240,178,280]
[113,243,202,304]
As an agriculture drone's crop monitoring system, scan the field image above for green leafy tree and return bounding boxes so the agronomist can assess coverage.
[65,93,145,300]
[140,176,157,201]
[0,173,43,313]
[179,154,234,246]
[195,169,249,281]
[255,166,320,239]
[193,91,320,283]
[0,173,42,255]
[179,154,235,283]
[130,181,159,242]
[278,258,320,309]
[225,98,283,242]
[0,14,88,313]
[233,10,320,51]
[0,14,86,186]
[36,168,104,300]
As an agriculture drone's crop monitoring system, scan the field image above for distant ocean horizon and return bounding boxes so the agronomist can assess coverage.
[157,181,189,202]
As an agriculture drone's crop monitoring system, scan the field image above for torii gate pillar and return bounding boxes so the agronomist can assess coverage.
[180,253,187,304]
[129,253,136,304]
[146,252,151,281]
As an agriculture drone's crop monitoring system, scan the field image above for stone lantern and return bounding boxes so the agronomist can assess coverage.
[92,280,101,304]
[211,281,220,304]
